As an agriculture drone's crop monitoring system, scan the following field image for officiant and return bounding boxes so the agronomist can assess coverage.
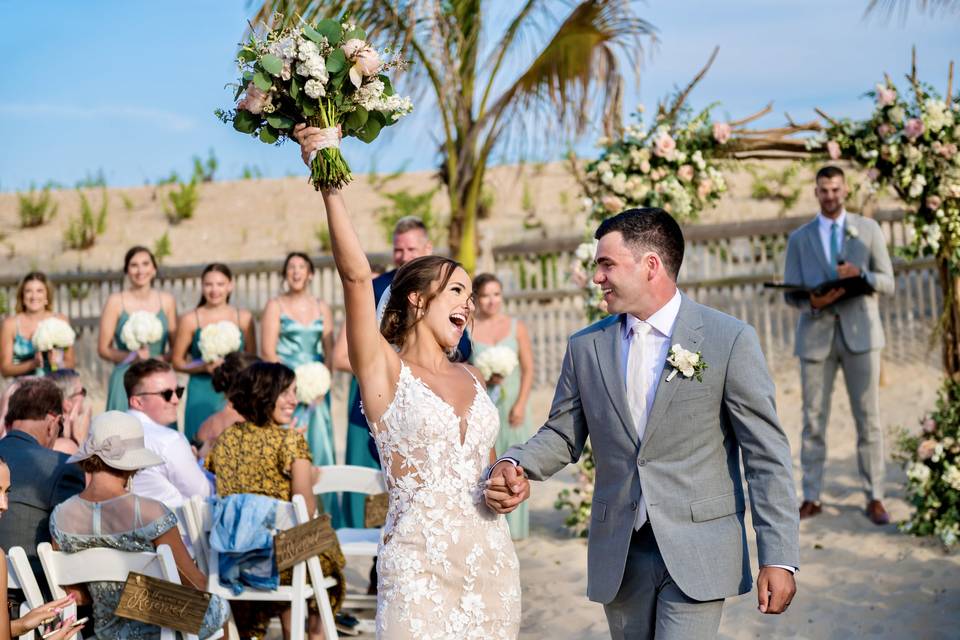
[783,165,895,525]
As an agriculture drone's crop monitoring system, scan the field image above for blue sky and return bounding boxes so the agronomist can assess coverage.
[1,1,957,191]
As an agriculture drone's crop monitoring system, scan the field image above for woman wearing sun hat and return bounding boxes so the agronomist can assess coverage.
[49,411,231,640]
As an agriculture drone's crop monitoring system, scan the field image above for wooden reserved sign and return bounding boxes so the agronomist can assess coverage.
[274,513,340,572]
[364,493,389,528]
[114,573,211,635]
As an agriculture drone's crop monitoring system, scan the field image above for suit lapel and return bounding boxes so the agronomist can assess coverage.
[593,316,639,447]
[804,219,833,280]
[639,296,704,453]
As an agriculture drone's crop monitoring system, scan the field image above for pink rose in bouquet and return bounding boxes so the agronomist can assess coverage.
[237,83,269,115]
[712,122,732,144]
[875,84,897,107]
[653,133,677,158]
[904,118,924,141]
[342,38,382,87]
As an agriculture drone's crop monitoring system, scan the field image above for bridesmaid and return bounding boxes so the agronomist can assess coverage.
[0,272,76,378]
[470,273,534,540]
[172,263,256,441]
[98,246,177,411]
[261,252,342,526]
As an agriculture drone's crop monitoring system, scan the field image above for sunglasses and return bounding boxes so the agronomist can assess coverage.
[134,386,185,402]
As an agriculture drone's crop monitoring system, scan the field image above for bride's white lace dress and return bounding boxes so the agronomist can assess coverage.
[368,362,521,639]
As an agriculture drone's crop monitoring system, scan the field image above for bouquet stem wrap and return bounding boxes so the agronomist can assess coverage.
[308,104,351,190]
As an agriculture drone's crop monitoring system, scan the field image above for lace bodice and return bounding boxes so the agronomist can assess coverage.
[368,362,520,639]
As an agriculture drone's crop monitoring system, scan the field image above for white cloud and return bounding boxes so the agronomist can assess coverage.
[0,103,195,132]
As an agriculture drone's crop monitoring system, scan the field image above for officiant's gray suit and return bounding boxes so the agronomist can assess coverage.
[783,212,894,502]
[505,294,799,637]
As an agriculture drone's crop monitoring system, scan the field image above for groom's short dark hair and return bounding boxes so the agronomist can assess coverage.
[594,208,684,280]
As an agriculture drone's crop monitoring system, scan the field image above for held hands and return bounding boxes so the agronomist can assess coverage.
[757,566,796,615]
[484,460,530,514]
[293,123,343,167]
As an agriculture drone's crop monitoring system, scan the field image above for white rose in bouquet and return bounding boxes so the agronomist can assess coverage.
[474,346,520,381]
[295,362,332,404]
[121,311,164,351]
[32,317,76,352]
[198,321,242,363]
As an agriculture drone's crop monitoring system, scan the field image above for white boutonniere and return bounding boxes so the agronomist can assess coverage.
[666,344,708,382]
[845,224,859,240]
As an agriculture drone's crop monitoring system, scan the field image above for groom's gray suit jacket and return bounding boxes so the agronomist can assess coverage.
[505,295,799,603]
[783,213,895,359]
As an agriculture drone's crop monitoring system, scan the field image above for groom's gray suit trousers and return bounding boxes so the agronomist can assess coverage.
[603,524,723,640]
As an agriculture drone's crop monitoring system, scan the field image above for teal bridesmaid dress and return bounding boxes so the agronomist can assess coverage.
[276,313,342,527]
[12,330,44,377]
[104,310,170,411]
[471,319,530,540]
[183,318,244,442]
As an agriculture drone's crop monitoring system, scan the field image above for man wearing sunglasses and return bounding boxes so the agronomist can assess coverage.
[125,359,210,509]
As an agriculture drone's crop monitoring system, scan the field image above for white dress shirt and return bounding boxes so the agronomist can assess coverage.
[817,209,847,266]
[129,410,211,509]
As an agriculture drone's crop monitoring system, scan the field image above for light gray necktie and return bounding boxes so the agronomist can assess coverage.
[627,321,653,530]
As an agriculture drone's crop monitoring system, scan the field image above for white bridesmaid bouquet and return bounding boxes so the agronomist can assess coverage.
[217,15,413,190]
[121,311,164,351]
[198,321,242,363]
[32,317,76,352]
[474,346,519,381]
[295,362,331,404]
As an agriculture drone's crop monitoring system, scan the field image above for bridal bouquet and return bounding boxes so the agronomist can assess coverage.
[121,311,164,351]
[198,322,242,363]
[33,318,76,352]
[217,15,413,190]
[294,362,331,404]
[474,346,519,381]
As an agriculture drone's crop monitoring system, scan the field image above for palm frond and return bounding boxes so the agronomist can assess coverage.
[864,0,960,21]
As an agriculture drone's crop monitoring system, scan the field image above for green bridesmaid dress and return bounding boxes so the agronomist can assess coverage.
[471,319,530,540]
[104,310,170,411]
[183,312,244,442]
[12,329,44,377]
[276,313,342,527]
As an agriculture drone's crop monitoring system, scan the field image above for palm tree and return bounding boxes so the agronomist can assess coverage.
[252,0,655,271]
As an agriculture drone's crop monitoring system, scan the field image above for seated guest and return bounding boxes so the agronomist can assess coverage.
[0,458,85,640]
[207,362,343,640]
[195,352,259,456]
[0,379,84,586]
[125,359,211,509]
[51,412,230,639]
[48,370,92,455]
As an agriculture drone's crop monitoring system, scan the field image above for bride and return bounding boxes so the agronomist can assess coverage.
[295,125,521,639]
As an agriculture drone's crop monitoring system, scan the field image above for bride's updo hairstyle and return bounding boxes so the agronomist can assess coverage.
[381,255,461,348]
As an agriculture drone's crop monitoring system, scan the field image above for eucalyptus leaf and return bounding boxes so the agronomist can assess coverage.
[290,77,300,99]
[238,48,257,63]
[303,24,326,45]
[301,101,316,116]
[260,54,283,76]
[343,28,366,41]
[326,49,347,74]
[267,114,295,130]
[345,107,369,131]
[233,110,260,134]
[355,117,382,143]
[253,69,273,91]
[315,19,342,44]
[378,75,395,96]
[259,126,279,144]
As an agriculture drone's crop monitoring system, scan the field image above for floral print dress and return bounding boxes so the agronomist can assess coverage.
[369,362,521,639]
[50,494,230,640]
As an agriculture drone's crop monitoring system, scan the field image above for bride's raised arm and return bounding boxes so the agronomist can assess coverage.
[295,124,398,417]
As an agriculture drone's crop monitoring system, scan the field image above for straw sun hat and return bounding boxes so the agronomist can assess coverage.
[67,411,163,471]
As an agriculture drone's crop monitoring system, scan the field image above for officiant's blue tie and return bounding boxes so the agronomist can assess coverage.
[830,221,840,278]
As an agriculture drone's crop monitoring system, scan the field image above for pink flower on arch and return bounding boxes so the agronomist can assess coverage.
[826,140,842,160]
[875,84,897,107]
[917,439,938,461]
[601,194,625,213]
[712,122,732,144]
[653,133,677,159]
[904,118,924,141]
[922,417,937,434]
[677,165,695,182]
[877,123,895,138]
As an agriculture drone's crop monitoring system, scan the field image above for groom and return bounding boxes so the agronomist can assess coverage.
[487,208,799,639]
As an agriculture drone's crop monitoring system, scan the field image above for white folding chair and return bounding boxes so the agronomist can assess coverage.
[36,542,216,640]
[182,496,338,640]
[6,546,46,640]
[313,465,386,611]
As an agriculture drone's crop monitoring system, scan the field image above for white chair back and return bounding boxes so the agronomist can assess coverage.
[36,543,186,640]
[182,496,338,640]
[6,547,45,640]
[312,465,386,496]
